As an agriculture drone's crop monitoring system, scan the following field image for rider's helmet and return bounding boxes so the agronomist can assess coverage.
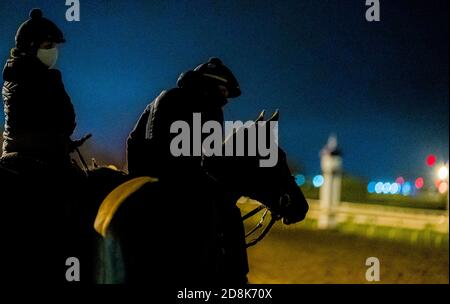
[15,8,66,53]
[194,57,241,98]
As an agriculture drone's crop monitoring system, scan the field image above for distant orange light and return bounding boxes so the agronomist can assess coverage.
[438,182,448,194]
[435,179,442,189]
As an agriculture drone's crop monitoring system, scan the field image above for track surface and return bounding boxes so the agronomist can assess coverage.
[247,226,449,284]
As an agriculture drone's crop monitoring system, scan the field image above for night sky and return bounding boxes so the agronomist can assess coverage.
[0,0,448,182]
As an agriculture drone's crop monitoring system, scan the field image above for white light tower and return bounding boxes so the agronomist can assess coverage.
[318,135,343,229]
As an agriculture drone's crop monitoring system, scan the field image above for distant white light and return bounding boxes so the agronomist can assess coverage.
[438,166,449,180]
[375,182,384,194]
[313,175,324,188]
[390,183,400,194]
[382,183,391,194]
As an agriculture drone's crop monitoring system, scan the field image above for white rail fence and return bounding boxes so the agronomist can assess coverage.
[306,199,449,233]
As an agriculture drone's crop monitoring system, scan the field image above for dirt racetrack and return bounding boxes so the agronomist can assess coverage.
[247,226,449,284]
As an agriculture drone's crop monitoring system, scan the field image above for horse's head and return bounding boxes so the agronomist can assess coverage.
[208,110,309,225]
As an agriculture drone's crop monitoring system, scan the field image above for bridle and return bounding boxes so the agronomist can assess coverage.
[243,192,291,247]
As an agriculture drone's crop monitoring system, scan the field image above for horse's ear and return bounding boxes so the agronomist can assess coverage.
[267,109,280,122]
[255,110,266,123]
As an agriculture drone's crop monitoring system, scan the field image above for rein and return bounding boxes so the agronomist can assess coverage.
[242,204,281,248]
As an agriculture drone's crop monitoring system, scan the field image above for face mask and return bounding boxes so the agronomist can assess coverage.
[36,47,58,68]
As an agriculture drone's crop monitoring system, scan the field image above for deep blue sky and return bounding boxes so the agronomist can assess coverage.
[0,0,448,181]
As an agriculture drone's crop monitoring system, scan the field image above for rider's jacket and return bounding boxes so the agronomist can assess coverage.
[2,51,76,163]
[127,70,226,179]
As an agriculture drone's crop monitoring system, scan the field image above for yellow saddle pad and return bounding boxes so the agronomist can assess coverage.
[94,176,158,237]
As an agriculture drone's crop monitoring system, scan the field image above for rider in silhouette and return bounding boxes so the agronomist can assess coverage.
[1,8,77,174]
[0,9,91,283]
[127,58,249,284]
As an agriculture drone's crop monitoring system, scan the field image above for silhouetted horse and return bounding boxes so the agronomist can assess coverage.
[0,111,308,284]
[0,147,130,283]
[92,111,309,284]
[0,155,93,283]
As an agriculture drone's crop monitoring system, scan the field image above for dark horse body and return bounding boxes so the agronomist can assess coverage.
[91,111,309,284]
[0,156,95,282]
[0,111,309,284]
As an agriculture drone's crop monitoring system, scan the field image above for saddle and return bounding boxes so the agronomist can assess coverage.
[94,176,159,237]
